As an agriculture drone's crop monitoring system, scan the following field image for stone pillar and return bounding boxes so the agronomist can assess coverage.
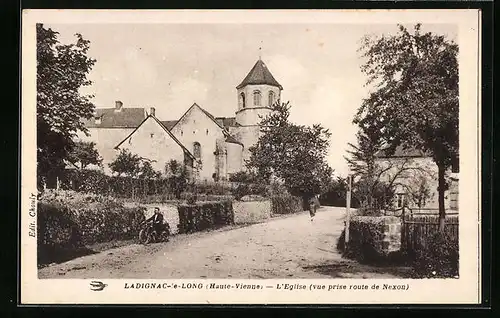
[381,216,402,254]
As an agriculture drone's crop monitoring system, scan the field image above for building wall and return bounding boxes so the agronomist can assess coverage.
[170,106,226,181]
[116,117,187,173]
[76,128,135,175]
[236,108,273,127]
[226,142,243,176]
[230,125,261,165]
[214,139,227,181]
[375,156,458,212]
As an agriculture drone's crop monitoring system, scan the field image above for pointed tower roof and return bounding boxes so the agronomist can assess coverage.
[236,59,283,90]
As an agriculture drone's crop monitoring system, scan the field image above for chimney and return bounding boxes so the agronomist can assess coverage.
[150,107,156,117]
[115,100,123,111]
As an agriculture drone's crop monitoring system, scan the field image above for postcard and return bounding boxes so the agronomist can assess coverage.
[21,9,481,304]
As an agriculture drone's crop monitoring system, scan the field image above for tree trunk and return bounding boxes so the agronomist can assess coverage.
[437,164,446,232]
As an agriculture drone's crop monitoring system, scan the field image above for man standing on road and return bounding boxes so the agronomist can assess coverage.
[309,196,317,222]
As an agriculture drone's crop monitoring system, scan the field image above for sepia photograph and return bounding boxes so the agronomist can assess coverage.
[21,9,481,304]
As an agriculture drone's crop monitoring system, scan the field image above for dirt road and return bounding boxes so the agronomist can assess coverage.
[38,207,412,279]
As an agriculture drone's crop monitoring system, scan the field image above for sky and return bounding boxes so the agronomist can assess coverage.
[47,23,457,177]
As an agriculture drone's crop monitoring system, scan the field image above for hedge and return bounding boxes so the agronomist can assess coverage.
[177,201,234,234]
[37,191,146,265]
[37,202,83,265]
[180,192,235,202]
[271,195,304,215]
[56,169,268,200]
[413,232,459,278]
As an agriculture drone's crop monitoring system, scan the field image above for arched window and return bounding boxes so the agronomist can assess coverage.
[193,142,201,159]
[253,90,262,106]
[268,91,275,106]
[239,92,246,109]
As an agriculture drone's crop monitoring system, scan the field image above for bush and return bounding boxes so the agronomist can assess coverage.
[267,182,289,197]
[228,171,256,183]
[72,203,145,245]
[233,184,249,201]
[37,202,82,264]
[190,181,233,195]
[271,195,303,215]
[341,216,386,262]
[37,190,146,265]
[248,183,268,196]
[413,232,459,278]
[177,201,235,234]
[183,192,197,204]
[265,182,303,214]
[181,193,235,202]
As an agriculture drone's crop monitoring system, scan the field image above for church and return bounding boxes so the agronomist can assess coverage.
[78,58,283,181]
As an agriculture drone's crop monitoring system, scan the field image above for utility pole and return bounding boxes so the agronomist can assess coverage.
[345,171,352,249]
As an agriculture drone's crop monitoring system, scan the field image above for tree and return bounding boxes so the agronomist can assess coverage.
[166,159,188,199]
[67,141,102,169]
[139,161,160,180]
[228,171,257,183]
[407,175,434,210]
[247,101,333,199]
[109,149,141,177]
[37,24,96,178]
[352,177,395,214]
[345,127,385,211]
[346,122,435,214]
[345,127,384,179]
[166,159,180,176]
[356,24,458,231]
[319,176,357,207]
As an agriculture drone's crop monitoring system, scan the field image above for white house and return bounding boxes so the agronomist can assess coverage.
[374,145,459,212]
[77,100,147,174]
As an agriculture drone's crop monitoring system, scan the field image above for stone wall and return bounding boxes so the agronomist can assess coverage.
[140,203,180,234]
[346,215,402,260]
[233,200,272,224]
[381,216,402,254]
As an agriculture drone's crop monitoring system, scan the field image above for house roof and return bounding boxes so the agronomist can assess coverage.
[374,145,429,159]
[215,117,238,129]
[161,120,178,131]
[114,115,196,160]
[85,107,146,128]
[171,103,232,134]
[167,103,243,148]
[236,59,283,90]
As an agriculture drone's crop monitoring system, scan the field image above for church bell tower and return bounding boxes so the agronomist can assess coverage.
[235,58,283,161]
